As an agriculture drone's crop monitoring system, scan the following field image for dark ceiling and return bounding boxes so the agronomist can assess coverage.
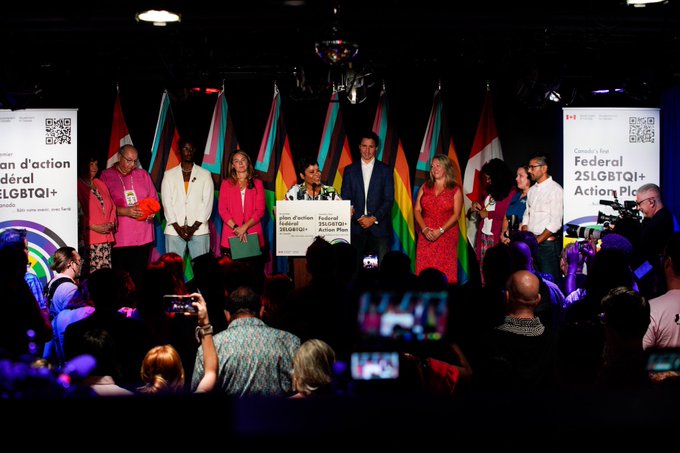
[3,0,680,110]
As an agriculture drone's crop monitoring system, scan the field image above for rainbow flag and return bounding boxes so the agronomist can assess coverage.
[317,91,353,193]
[148,90,181,261]
[202,90,240,257]
[255,85,296,274]
[372,89,416,271]
[414,89,470,285]
[106,88,134,168]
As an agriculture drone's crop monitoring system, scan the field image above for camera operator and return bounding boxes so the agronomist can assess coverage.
[636,183,676,298]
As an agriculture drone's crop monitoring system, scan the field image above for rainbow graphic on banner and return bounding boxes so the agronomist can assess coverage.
[0,220,67,288]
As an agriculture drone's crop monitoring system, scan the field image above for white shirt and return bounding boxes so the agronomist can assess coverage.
[643,289,680,350]
[521,176,563,235]
[361,158,375,216]
[480,194,496,236]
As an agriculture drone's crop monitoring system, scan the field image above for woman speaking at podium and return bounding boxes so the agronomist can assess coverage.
[284,156,342,201]
[282,156,342,289]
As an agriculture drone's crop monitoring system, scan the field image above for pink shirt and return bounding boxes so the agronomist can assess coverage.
[100,167,158,248]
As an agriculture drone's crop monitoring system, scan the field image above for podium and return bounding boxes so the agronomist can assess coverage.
[275,200,351,289]
[290,257,312,289]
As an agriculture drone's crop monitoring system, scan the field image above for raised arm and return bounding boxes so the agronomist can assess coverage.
[192,293,218,393]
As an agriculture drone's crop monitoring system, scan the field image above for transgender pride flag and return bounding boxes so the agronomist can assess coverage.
[317,90,353,193]
[202,89,239,257]
[255,84,296,274]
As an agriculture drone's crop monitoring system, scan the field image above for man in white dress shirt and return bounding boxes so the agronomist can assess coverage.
[521,154,563,282]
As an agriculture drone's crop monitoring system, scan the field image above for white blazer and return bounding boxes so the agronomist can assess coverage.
[160,164,214,236]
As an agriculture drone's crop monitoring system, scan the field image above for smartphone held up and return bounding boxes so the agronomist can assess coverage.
[164,295,199,315]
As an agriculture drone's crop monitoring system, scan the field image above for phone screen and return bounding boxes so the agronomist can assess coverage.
[163,295,198,314]
[351,352,400,380]
[362,255,378,269]
[634,260,653,280]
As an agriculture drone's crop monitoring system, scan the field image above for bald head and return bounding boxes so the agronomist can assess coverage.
[506,270,541,308]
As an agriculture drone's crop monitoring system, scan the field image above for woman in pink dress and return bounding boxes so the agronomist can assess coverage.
[414,154,464,284]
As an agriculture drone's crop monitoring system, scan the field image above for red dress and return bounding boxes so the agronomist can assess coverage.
[416,185,460,283]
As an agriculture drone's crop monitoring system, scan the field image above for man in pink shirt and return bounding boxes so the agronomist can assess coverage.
[100,145,158,288]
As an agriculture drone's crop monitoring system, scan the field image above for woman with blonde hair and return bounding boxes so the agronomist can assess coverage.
[290,339,336,398]
[414,154,463,284]
[217,150,266,288]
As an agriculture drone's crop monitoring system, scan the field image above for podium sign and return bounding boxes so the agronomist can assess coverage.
[276,200,351,256]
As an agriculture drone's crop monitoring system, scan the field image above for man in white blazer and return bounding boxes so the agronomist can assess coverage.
[160,138,214,261]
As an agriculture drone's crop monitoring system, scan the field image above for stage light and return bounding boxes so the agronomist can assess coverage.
[135,9,181,27]
[626,0,667,7]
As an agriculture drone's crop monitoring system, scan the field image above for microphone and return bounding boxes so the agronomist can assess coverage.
[311,183,319,200]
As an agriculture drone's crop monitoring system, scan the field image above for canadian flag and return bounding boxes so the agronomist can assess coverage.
[106,90,133,168]
[462,89,504,249]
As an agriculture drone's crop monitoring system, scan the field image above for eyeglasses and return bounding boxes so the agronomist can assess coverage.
[636,197,655,207]
[119,154,139,165]
[70,259,81,267]
[527,164,545,170]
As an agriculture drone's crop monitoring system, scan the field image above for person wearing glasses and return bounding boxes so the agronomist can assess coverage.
[160,138,214,263]
[44,246,82,321]
[636,183,676,298]
[100,144,159,289]
[520,154,563,283]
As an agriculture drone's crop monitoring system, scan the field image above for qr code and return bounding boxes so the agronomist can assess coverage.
[45,118,72,145]
[629,117,655,143]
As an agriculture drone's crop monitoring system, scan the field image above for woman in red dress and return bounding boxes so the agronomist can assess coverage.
[414,154,464,284]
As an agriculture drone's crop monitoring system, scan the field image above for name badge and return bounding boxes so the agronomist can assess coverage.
[124,189,138,206]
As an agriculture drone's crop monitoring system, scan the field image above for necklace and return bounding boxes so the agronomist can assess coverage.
[182,167,193,174]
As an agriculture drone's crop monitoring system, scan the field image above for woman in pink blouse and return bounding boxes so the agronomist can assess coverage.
[77,155,116,278]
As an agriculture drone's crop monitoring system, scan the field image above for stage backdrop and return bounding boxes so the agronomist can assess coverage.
[562,107,660,238]
[0,109,78,287]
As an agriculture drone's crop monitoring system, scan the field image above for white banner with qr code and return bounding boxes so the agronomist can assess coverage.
[0,109,78,287]
[562,107,660,241]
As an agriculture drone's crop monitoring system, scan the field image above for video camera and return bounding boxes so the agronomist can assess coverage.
[565,191,640,240]
[598,192,640,222]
